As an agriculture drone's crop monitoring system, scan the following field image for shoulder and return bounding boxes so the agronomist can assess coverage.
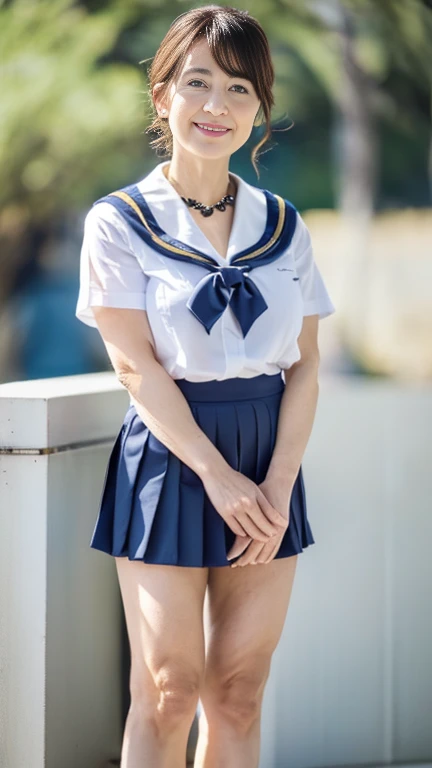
[254,180,310,250]
[237,174,298,212]
[81,201,133,263]
[238,175,301,233]
[88,163,178,237]
[83,199,132,248]
[289,210,312,254]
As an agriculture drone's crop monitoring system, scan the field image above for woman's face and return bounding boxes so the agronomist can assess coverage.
[155,37,261,160]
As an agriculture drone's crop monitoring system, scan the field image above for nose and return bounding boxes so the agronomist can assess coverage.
[203,89,229,116]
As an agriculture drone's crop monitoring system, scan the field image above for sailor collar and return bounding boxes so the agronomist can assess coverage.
[92,164,298,337]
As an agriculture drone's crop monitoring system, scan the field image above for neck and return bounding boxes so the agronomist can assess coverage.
[163,155,235,206]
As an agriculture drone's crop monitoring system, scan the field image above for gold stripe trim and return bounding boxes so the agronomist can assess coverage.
[236,195,286,263]
[108,191,213,265]
[108,190,286,265]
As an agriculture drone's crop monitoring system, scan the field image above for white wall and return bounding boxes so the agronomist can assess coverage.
[0,374,129,768]
[259,376,432,768]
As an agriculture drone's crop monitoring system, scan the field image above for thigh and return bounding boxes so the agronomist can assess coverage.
[204,557,298,670]
[115,558,209,697]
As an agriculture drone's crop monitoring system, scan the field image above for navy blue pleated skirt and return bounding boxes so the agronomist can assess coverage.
[90,372,315,567]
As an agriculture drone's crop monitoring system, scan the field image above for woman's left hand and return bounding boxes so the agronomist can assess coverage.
[226,477,293,566]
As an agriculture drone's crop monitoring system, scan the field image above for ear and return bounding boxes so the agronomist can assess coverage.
[153,83,169,118]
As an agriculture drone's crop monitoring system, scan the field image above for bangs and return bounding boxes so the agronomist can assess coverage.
[205,18,258,83]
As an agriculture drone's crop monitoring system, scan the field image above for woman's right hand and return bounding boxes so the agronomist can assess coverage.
[200,465,288,541]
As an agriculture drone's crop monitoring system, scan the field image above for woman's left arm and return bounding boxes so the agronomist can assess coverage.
[227,314,321,566]
[265,313,320,489]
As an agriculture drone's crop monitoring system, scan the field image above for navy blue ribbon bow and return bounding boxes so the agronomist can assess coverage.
[186,266,268,337]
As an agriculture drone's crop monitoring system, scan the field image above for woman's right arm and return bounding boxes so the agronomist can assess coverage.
[91,304,288,541]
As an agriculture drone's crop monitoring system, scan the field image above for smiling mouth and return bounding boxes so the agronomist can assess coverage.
[193,122,232,135]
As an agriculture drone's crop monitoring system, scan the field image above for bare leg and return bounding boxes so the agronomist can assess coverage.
[194,556,298,768]
[115,558,208,768]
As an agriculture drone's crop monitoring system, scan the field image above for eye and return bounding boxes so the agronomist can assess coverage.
[187,79,249,94]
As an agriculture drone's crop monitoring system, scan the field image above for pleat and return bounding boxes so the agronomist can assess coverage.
[252,399,274,485]
[196,404,229,566]
[177,407,206,564]
[90,375,316,566]
[90,409,136,554]
[277,464,315,558]
[112,411,151,555]
[141,452,181,563]
[298,467,315,546]
[287,481,303,554]
[265,398,278,453]
[234,402,258,479]
[214,403,239,469]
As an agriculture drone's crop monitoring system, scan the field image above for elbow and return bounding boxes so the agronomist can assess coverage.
[116,367,136,392]
[116,367,150,402]
[114,343,157,391]
[116,357,157,393]
[115,361,147,393]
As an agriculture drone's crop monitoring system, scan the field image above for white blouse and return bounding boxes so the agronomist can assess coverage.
[75,160,336,382]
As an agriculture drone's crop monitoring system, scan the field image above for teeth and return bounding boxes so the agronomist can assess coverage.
[196,124,227,132]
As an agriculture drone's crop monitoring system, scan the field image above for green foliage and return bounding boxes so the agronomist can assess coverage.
[0,0,144,218]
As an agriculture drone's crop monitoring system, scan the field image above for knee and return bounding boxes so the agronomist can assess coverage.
[155,665,201,720]
[208,658,271,733]
[131,661,202,730]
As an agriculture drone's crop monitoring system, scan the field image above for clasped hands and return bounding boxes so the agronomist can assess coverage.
[227,477,292,567]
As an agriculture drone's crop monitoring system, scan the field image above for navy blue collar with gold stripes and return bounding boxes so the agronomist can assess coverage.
[92,183,298,337]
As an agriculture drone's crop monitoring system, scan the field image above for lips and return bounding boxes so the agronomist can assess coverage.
[193,122,232,136]
[195,122,231,130]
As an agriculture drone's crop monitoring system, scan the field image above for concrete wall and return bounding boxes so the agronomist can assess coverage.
[259,376,432,768]
[0,374,129,768]
[0,372,431,768]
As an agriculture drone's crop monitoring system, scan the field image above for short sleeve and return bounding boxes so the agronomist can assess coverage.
[292,212,336,320]
[75,202,149,328]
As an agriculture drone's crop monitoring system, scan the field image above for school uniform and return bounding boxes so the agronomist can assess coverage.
[75,160,336,567]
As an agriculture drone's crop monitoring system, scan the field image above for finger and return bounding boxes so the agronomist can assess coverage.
[236,511,276,542]
[256,487,289,528]
[232,540,265,567]
[245,502,287,539]
[257,527,286,564]
[263,540,282,564]
[263,547,279,564]
[229,517,250,537]
[227,535,252,560]
[254,538,278,564]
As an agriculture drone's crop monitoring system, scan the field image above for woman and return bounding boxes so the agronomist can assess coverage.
[76,6,335,767]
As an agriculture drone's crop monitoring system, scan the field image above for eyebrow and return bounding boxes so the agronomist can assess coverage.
[181,67,249,80]
[182,67,213,77]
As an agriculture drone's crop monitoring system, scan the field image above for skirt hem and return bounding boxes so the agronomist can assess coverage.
[90,538,315,567]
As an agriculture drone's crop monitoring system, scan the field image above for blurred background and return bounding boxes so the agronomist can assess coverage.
[1,0,431,384]
[1,4,431,766]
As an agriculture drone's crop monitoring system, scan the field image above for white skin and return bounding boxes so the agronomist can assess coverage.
[114,34,304,768]
[153,36,261,207]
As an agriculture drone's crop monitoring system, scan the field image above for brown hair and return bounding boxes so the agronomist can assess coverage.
[141,5,280,179]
